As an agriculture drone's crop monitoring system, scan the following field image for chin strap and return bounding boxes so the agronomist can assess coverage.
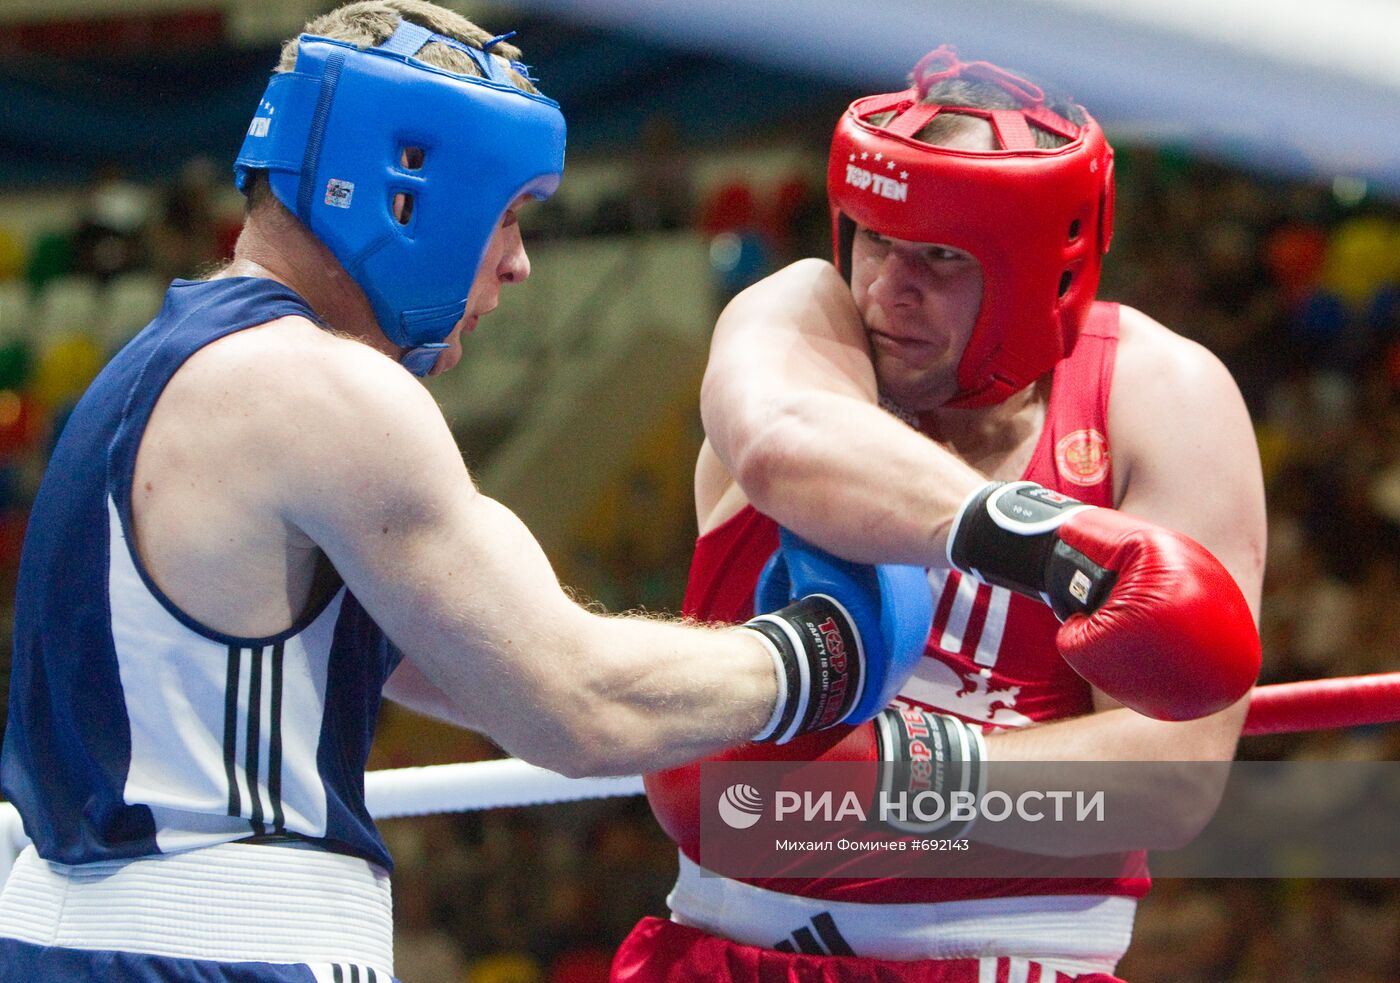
[400,343,447,376]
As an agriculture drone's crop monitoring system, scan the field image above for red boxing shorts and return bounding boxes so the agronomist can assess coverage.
[612,918,1128,983]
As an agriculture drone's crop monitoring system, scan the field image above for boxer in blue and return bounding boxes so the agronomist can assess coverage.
[0,2,935,979]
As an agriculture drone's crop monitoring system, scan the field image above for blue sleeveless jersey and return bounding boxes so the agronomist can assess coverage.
[2,277,401,870]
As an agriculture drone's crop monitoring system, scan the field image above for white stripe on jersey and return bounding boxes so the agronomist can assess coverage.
[939,571,980,652]
[106,495,337,852]
[973,586,1012,667]
[928,566,1012,669]
[230,645,255,825]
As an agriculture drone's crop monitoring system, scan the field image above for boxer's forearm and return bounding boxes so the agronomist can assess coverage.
[388,606,781,779]
[712,388,979,567]
[502,616,778,779]
[983,695,1247,763]
[462,613,778,784]
[967,700,1247,853]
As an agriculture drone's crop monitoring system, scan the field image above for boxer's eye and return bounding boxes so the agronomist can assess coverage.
[923,246,969,263]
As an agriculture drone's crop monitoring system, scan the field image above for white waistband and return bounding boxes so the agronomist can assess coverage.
[668,853,1134,973]
[0,842,393,975]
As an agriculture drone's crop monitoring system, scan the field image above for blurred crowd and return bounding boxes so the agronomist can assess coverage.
[0,157,244,686]
[0,136,1398,981]
[1097,152,1400,685]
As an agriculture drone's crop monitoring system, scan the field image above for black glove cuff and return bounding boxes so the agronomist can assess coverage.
[874,706,986,837]
[744,594,864,744]
[947,481,1096,606]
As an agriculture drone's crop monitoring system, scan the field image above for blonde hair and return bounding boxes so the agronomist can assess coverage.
[277,0,537,93]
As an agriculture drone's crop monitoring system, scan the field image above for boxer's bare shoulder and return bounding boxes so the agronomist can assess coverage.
[1114,305,1237,393]
[144,312,447,486]
[132,312,458,638]
[1108,304,1265,609]
[1109,306,1259,485]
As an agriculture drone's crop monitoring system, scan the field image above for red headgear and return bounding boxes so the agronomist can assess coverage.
[828,47,1114,408]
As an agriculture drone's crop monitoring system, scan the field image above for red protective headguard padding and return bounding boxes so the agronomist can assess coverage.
[828,47,1115,407]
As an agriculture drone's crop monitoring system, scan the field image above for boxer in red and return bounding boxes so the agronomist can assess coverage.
[614,47,1265,982]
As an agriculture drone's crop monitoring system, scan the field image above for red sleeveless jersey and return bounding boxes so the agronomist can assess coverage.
[671,302,1149,904]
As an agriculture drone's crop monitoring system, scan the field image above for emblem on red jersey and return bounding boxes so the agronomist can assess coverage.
[1054,429,1110,487]
[901,661,1034,729]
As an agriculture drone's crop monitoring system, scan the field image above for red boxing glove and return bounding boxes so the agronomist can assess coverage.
[646,708,985,855]
[646,727,876,857]
[948,481,1259,721]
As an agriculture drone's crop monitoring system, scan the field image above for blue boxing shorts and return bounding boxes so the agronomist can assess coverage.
[0,939,393,982]
[0,841,397,982]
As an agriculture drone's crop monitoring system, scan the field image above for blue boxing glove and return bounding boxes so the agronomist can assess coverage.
[743,528,932,744]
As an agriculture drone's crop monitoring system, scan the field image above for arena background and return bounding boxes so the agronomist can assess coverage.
[1,1,1399,979]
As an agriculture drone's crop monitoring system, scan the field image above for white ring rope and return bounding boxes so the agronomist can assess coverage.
[0,759,643,881]
[366,759,643,818]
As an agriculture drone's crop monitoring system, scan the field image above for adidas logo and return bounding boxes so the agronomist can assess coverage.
[773,911,854,956]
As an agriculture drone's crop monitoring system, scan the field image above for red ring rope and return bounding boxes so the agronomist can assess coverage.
[1243,672,1400,736]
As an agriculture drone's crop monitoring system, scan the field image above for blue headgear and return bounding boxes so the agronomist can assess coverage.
[233,20,567,375]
